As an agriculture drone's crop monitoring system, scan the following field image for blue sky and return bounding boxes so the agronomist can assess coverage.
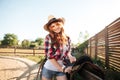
[0,0,120,44]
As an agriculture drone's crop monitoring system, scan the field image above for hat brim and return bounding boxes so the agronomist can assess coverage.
[44,18,65,31]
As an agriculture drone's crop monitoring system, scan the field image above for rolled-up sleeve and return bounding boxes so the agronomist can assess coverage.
[44,35,57,59]
[65,37,72,57]
[68,37,72,53]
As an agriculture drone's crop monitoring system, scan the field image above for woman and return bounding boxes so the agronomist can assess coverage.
[41,15,76,80]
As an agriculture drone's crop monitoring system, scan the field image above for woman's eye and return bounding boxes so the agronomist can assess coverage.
[50,25,55,28]
[51,26,54,28]
[56,23,60,26]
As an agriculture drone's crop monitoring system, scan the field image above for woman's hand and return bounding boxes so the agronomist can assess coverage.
[64,66,72,73]
[68,55,76,63]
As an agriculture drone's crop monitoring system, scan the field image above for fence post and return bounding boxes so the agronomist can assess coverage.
[105,27,109,68]
[33,48,35,56]
[14,46,16,55]
[89,38,92,57]
[95,34,98,59]
[86,40,89,55]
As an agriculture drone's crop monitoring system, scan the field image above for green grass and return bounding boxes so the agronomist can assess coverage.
[19,55,45,63]
[0,48,45,63]
[0,53,45,63]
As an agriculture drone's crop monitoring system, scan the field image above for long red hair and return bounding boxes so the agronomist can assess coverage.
[48,23,68,47]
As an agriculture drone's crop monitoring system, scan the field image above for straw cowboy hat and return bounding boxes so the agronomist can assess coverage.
[44,15,65,31]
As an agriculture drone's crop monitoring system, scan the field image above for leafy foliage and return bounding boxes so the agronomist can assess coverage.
[29,41,37,48]
[0,40,1,45]
[22,39,30,48]
[77,40,88,54]
[35,38,44,46]
[1,33,18,47]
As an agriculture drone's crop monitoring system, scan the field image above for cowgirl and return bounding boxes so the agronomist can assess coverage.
[42,15,76,80]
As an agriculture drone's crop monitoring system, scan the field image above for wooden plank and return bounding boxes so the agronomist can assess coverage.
[107,17,120,28]
[108,23,120,34]
[108,31,120,38]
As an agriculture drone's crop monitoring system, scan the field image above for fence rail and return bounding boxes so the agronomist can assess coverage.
[85,17,120,71]
[0,48,44,56]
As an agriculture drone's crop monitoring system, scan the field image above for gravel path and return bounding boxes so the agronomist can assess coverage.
[0,56,39,80]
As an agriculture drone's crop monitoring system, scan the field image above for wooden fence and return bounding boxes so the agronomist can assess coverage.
[84,17,120,71]
[0,48,44,56]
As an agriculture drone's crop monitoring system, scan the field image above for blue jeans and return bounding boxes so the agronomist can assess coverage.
[41,67,66,79]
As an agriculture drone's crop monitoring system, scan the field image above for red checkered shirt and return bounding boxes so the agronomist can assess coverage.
[44,34,71,61]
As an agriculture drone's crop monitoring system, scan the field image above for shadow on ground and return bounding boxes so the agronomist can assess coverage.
[0,56,40,80]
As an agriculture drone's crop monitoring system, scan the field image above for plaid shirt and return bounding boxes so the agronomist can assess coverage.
[44,34,71,61]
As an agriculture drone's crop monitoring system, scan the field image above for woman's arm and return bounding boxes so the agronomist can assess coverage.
[67,37,76,63]
[49,59,63,72]
[50,59,72,73]
[68,52,76,63]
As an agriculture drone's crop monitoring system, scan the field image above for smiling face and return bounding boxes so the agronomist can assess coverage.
[49,22,63,33]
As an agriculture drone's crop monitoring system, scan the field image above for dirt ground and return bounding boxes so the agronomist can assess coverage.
[0,56,39,80]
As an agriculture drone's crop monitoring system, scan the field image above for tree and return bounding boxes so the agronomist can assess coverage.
[1,33,18,47]
[77,31,89,44]
[0,40,1,46]
[21,39,30,48]
[35,38,44,46]
[29,41,37,48]
[78,32,83,44]
[83,31,89,41]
